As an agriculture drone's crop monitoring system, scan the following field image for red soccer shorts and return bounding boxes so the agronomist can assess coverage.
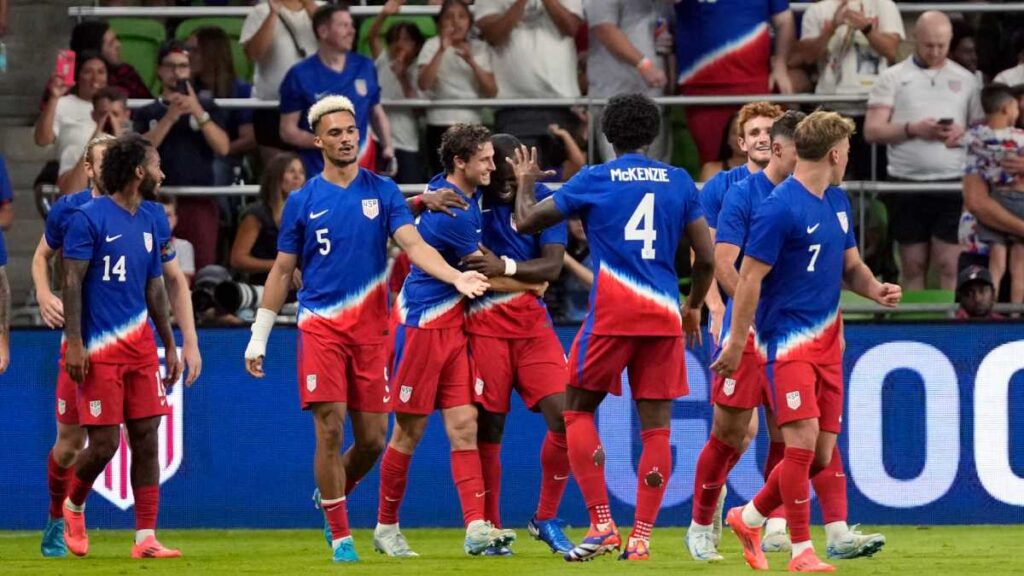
[767,361,843,433]
[76,362,169,426]
[469,330,567,414]
[297,329,389,412]
[711,335,772,410]
[56,360,80,425]
[567,332,688,400]
[390,325,472,415]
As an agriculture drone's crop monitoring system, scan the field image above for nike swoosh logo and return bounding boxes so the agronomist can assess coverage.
[475,229,481,233]
[794,498,811,504]
[553,474,570,481]
[310,209,328,219]
[384,496,400,502]
[105,234,122,242]
[701,483,721,490]
[382,396,391,403]
[474,491,488,498]
[806,223,820,234]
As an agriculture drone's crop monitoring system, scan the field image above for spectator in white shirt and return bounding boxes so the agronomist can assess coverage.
[865,10,985,291]
[994,35,1024,88]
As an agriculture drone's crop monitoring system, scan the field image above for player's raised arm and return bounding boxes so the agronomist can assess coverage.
[146,276,181,387]
[511,146,563,235]
[392,224,490,298]
[843,247,902,308]
[244,251,298,378]
[62,259,90,384]
[0,265,9,374]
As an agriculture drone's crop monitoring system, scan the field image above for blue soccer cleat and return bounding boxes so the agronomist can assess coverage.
[332,537,359,563]
[483,545,514,556]
[528,517,574,554]
[312,488,332,547]
[564,522,621,562]
[41,518,67,558]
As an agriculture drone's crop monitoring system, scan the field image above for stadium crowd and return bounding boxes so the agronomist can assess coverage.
[17,0,1024,324]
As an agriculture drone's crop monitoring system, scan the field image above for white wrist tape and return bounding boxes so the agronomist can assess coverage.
[502,256,518,277]
[244,308,276,360]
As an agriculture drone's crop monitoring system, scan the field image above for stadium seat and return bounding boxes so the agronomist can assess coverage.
[356,15,437,57]
[174,17,252,83]
[108,18,167,96]
[897,289,956,320]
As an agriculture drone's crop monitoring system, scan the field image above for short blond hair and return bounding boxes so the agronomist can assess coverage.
[84,133,116,166]
[736,101,784,137]
[307,95,356,132]
[794,110,856,161]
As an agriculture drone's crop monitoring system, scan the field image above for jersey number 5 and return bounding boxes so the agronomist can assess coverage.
[316,228,331,255]
[102,255,127,282]
[625,192,657,260]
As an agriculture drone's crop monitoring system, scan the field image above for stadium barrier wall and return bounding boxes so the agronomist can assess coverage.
[2,322,1022,530]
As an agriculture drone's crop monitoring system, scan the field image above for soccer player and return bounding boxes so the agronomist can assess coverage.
[513,93,716,561]
[713,111,901,572]
[376,124,528,558]
[459,133,573,555]
[34,135,201,558]
[688,110,804,562]
[243,97,489,563]
[61,135,184,559]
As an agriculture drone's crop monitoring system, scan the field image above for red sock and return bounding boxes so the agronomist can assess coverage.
[631,428,671,542]
[779,447,814,543]
[765,441,787,520]
[133,485,159,531]
[67,472,94,508]
[321,496,351,540]
[377,446,412,525]
[478,442,502,527]
[811,446,847,525]
[450,449,486,526]
[564,410,611,526]
[47,452,73,519]
[535,431,569,521]
[691,435,738,525]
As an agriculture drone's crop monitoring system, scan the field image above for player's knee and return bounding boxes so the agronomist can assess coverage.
[316,423,344,450]
[814,449,833,470]
[355,432,386,457]
[90,435,120,462]
[711,419,746,450]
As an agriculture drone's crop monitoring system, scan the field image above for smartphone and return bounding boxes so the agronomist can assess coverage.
[938,118,954,126]
[55,49,76,88]
[102,117,115,134]
[175,79,190,95]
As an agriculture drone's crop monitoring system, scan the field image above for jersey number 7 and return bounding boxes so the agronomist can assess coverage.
[625,192,657,260]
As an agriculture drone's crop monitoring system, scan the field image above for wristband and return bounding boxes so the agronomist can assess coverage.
[636,57,653,72]
[502,256,517,276]
[250,308,276,344]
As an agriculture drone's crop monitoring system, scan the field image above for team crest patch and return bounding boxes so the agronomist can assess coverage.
[475,378,485,396]
[89,400,102,417]
[786,391,801,410]
[362,199,380,219]
[58,399,66,415]
[400,385,413,403]
[355,78,368,97]
[306,374,317,392]
[723,378,736,396]
[144,232,153,253]
[836,211,849,233]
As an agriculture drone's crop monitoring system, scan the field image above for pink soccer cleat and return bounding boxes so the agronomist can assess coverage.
[788,548,835,573]
[727,506,768,571]
[131,536,182,559]
[62,504,88,557]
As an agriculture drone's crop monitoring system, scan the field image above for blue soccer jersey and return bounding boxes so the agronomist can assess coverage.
[743,177,856,365]
[45,189,95,250]
[396,173,481,330]
[141,200,177,264]
[552,153,703,337]
[279,169,414,344]
[278,54,381,175]
[715,170,777,352]
[63,196,164,364]
[465,183,567,338]
[700,164,751,229]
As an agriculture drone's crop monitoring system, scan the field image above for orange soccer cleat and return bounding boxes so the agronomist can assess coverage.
[131,536,182,559]
[726,506,768,571]
[788,548,835,573]
[62,504,89,557]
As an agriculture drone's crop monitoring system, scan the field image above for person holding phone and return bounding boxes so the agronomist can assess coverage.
[134,40,229,271]
[58,87,132,194]
[865,10,985,291]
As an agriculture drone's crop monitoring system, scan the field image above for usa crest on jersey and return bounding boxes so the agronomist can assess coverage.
[362,199,379,219]
[355,78,368,97]
[836,211,849,234]
[144,232,153,253]
[92,347,183,510]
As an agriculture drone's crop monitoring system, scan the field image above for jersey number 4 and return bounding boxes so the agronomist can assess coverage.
[102,255,127,282]
[625,193,657,260]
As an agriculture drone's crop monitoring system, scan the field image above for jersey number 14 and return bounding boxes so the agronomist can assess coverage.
[102,255,127,282]
[625,193,657,260]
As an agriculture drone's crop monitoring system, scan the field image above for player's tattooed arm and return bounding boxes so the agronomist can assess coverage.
[0,266,9,373]
[146,276,182,386]
[62,259,90,383]
[508,145,563,235]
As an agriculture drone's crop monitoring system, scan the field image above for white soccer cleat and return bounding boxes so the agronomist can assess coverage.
[826,526,885,559]
[373,523,419,557]
[762,528,792,553]
[686,529,724,562]
[464,520,516,556]
[712,484,727,547]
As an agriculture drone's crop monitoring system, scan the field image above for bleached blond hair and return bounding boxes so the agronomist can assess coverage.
[794,110,856,161]
[307,95,356,132]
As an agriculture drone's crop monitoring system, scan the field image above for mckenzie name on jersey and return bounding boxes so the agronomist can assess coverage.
[466,183,567,338]
[552,153,703,337]
[743,176,856,365]
[63,196,164,364]
[279,170,414,344]
[396,173,481,329]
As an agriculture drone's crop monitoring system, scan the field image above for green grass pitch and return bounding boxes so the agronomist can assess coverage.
[2,526,1022,575]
